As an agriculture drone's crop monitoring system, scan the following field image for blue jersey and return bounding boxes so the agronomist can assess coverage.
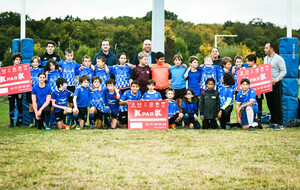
[168,100,179,119]
[119,89,141,112]
[187,69,202,96]
[103,88,121,115]
[32,84,52,109]
[58,61,81,86]
[47,69,61,92]
[218,86,234,108]
[236,88,257,106]
[90,89,105,112]
[78,67,94,87]
[94,66,111,90]
[142,91,162,100]
[182,101,198,115]
[30,68,44,87]
[51,89,73,113]
[74,86,90,107]
[169,65,187,89]
[110,65,131,89]
[200,65,221,90]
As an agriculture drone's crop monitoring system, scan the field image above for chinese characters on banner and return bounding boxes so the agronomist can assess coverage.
[0,63,32,96]
[128,100,168,130]
[237,63,272,95]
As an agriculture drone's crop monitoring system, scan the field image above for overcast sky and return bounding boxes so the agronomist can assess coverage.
[1,0,300,29]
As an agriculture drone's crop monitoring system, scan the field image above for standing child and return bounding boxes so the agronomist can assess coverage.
[151,52,171,99]
[166,88,183,129]
[184,56,202,99]
[218,73,235,129]
[119,81,142,128]
[45,60,61,92]
[78,55,95,88]
[110,53,132,94]
[89,76,106,129]
[8,53,24,128]
[236,78,258,131]
[199,78,220,129]
[40,40,61,67]
[73,75,91,130]
[27,56,45,128]
[200,56,222,92]
[94,56,110,90]
[51,78,73,130]
[58,48,82,126]
[169,54,187,112]
[130,52,152,95]
[31,72,52,130]
[142,80,162,100]
[182,89,198,129]
[231,56,245,93]
[103,79,121,129]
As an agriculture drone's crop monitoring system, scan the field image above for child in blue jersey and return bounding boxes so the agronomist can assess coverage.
[77,55,95,87]
[32,72,52,130]
[165,88,183,129]
[26,56,44,128]
[119,80,142,128]
[94,56,110,90]
[184,56,202,99]
[142,80,162,100]
[73,75,91,130]
[110,53,132,94]
[218,73,235,129]
[182,88,198,129]
[200,55,222,92]
[103,78,121,129]
[59,49,82,126]
[89,76,107,129]
[169,54,187,112]
[45,59,61,92]
[231,56,245,93]
[236,78,259,131]
[219,57,233,88]
[51,78,73,130]
[199,78,220,129]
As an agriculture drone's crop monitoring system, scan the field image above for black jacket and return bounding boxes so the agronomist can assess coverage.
[212,55,222,67]
[199,89,220,119]
[133,51,156,66]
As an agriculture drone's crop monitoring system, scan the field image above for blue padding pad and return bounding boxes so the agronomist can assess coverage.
[280,37,299,54]
[21,38,33,59]
[12,39,21,54]
[21,59,31,64]
[283,110,298,124]
[282,95,298,111]
[282,78,299,97]
[281,54,299,78]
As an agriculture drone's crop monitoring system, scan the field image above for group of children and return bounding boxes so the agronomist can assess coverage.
[7,41,262,131]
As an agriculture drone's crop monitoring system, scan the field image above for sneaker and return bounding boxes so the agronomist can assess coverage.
[89,124,93,130]
[225,124,231,130]
[249,126,255,131]
[184,125,189,129]
[71,123,77,129]
[170,124,176,130]
[28,123,35,128]
[7,124,14,128]
[65,125,70,131]
[62,123,67,129]
[255,119,263,129]
[18,123,25,128]
[76,124,81,130]
[273,124,284,130]
[108,126,116,130]
[44,126,51,131]
[266,123,275,129]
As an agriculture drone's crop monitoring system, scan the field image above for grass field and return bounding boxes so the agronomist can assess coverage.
[0,97,299,189]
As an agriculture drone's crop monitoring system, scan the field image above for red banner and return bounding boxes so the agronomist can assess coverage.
[0,63,32,96]
[128,100,168,130]
[237,63,272,95]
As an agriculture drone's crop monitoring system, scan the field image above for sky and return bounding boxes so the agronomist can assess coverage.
[1,0,300,29]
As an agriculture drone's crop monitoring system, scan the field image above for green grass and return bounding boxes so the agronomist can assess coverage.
[0,97,299,189]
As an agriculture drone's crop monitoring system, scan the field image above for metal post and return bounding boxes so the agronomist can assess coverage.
[287,0,292,37]
[69,29,79,48]
[214,35,237,48]
[20,0,26,40]
[152,0,165,53]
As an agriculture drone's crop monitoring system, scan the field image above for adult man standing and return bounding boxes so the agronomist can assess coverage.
[92,40,117,66]
[133,39,156,66]
[40,40,61,67]
[264,42,286,130]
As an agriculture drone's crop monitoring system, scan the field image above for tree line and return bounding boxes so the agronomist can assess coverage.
[0,11,299,66]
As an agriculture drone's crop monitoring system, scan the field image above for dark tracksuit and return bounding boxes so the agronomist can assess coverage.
[199,89,220,129]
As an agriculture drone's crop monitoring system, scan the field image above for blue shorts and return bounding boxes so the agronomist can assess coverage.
[241,105,258,126]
